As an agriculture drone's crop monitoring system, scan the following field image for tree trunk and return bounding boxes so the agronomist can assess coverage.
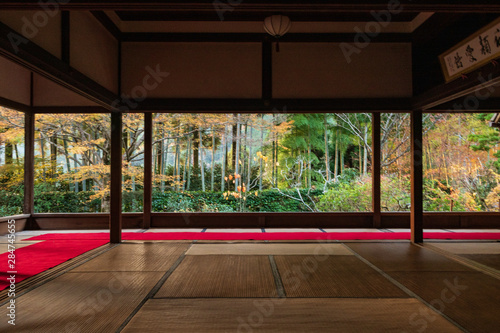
[359,143,362,174]
[62,139,73,191]
[183,134,189,191]
[14,144,19,164]
[307,125,312,188]
[5,142,13,165]
[363,126,368,175]
[199,129,205,191]
[234,115,241,189]
[272,139,275,187]
[232,115,237,170]
[40,136,46,181]
[242,122,247,187]
[211,126,215,191]
[72,138,80,192]
[175,137,180,191]
[334,129,339,179]
[340,143,344,174]
[324,114,330,181]
[275,130,279,188]
[259,117,264,191]
[186,133,192,191]
[247,125,252,190]
[63,139,71,172]
[156,135,162,175]
[50,136,57,176]
[161,139,168,193]
[221,125,227,192]
[193,126,199,169]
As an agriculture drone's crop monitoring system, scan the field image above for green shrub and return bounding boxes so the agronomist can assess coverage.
[152,189,323,212]
[317,178,372,212]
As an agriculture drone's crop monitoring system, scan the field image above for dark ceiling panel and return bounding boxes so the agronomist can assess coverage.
[1,1,500,12]
[115,10,419,22]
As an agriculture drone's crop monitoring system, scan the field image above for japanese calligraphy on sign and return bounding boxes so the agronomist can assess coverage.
[440,17,500,82]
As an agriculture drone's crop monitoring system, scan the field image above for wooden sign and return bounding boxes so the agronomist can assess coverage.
[440,17,500,82]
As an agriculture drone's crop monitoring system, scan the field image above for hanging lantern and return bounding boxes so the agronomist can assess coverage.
[263,15,291,52]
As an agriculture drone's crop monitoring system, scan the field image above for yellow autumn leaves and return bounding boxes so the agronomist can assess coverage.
[254,151,269,163]
[222,172,259,201]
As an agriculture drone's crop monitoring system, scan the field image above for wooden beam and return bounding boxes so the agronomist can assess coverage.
[1,1,499,12]
[143,113,152,229]
[110,112,122,243]
[427,97,500,112]
[121,32,411,43]
[116,10,419,22]
[32,106,110,114]
[0,96,30,113]
[0,21,117,109]
[412,56,500,110]
[30,100,411,114]
[91,11,122,41]
[410,110,423,243]
[372,112,381,228]
[133,98,412,112]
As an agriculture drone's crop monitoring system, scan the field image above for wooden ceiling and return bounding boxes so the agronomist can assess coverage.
[1,0,500,12]
[114,11,419,22]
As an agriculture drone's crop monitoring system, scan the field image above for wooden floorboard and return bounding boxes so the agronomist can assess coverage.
[391,271,500,333]
[72,243,190,272]
[275,255,409,298]
[0,271,164,332]
[155,255,278,298]
[186,243,353,256]
[122,298,461,332]
[346,243,474,272]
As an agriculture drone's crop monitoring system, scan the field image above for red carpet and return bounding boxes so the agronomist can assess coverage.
[25,231,500,241]
[0,240,108,291]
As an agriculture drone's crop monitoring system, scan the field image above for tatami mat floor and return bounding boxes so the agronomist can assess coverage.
[0,230,499,332]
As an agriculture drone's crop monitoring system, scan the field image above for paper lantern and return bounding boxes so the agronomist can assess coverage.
[263,15,291,52]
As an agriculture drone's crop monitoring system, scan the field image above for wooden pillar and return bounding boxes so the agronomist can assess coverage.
[372,112,381,228]
[110,112,122,243]
[411,110,423,243]
[143,113,152,229]
[23,111,34,217]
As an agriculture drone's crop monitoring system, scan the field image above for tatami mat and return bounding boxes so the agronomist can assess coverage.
[145,228,204,233]
[391,271,500,333]
[72,243,189,272]
[265,228,323,233]
[155,255,278,298]
[204,228,263,233]
[122,298,460,332]
[346,243,474,272]
[186,243,353,255]
[275,255,409,298]
[0,271,163,333]
[460,254,500,271]
[0,241,39,254]
[428,242,500,254]
[322,228,383,233]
